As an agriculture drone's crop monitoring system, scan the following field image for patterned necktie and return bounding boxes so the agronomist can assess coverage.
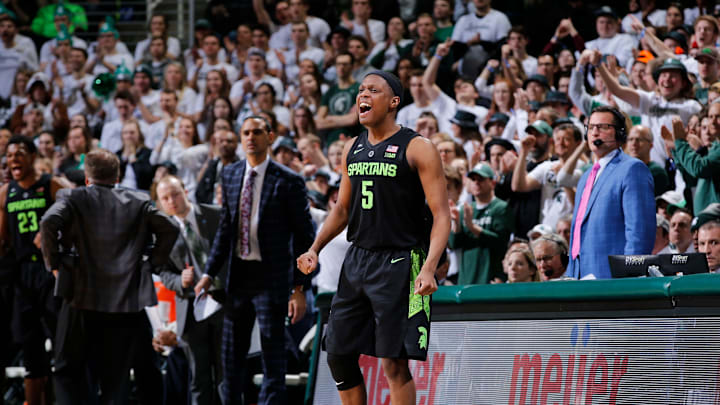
[185,220,206,271]
[240,169,257,257]
[571,162,601,259]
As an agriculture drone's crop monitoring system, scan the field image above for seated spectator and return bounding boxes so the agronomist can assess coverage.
[289,105,317,140]
[272,136,302,173]
[531,233,568,281]
[39,5,88,71]
[59,126,92,185]
[347,35,375,82]
[286,72,322,115]
[183,19,228,69]
[451,0,511,79]
[194,130,239,204]
[297,134,336,181]
[321,26,351,83]
[315,52,360,143]
[279,22,324,85]
[162,62,198,116]
[194,69,231,131]
[117,119,153,191]
[504,245,539,283]
[621,0,666,35]
[135,14,182,63]
[147,89,183,149]
[101,90,148,153]
[99,64,133,122]
[10,72,70,139]
[150,117,200,186]
[433,0,454,42]
[86,17,134,75]
[230,47,284,111]
[341,0,386,49]
[236,82,290,130]
[449,163,513,285]
[660,207,696,254]
[656,189,684,221]
[198,96,234,141]
[423,40,488,130]
[653,213,670,254]
[585,6,637,69]
[368,17,413,72]
[226,23,253,72]
[187,34,238,93]
[625,125,670,196]
[272,0,330,50]
[694,204,720,272]
[526,223,554,241]
[542,18,585,61]
[694,47,719,105]
[0,9,39,71]
[599,56,701,167]
[130,65,162,125]
[663,117,719,214]
[141,37,173,90]
[416,111,439,138]
[555,214,572,244]
[54,46,100,121]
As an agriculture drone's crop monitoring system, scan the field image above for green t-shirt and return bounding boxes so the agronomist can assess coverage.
[673,140,720,214]
[647,161,670,197]
[321,82,361,144]
[434,25,454,43]
[31,3,88,38]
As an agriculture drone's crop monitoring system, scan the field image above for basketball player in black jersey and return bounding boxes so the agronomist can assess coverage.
[0,136,70,405]
[298,71,450,404]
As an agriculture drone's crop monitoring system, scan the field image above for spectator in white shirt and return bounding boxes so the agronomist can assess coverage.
[506,26,537,77]
[230,48,284,111]
[0,12,39,71]
[279,22,324,85]
[451,0,511,78]
[39,5,87,70]
[585,6,638,68]
[272,0,331,50]
[187,34,238,94]
[134,14,181,63]
[101,90,149,153]
[341,0,386,49]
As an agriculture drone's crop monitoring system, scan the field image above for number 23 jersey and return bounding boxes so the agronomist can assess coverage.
[346,127,426,250]
[6,174,53,261]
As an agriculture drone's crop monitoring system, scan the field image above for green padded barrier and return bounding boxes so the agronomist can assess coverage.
[453,276,677,303]
[668,273,720,296]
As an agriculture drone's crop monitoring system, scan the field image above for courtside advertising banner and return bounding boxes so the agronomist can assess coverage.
[314,318,720,404]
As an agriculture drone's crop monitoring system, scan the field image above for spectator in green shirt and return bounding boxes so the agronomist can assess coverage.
[31,2,88,39]
[625,125,670,196]
[449,163,514,285]
[663,117,720,215]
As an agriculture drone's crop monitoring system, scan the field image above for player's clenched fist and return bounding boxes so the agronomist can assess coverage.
[297,250,318,274]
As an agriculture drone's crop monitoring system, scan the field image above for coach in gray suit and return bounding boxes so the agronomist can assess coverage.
[40,149,179,405]
[156,175,225,405]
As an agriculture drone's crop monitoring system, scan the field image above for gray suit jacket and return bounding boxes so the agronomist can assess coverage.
[158,203,224,337]
[40,184,179,313]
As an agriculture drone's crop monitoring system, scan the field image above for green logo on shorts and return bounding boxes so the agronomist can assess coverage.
[418,326,427,350]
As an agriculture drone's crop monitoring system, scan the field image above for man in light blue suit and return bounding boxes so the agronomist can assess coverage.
[567,106,655,279]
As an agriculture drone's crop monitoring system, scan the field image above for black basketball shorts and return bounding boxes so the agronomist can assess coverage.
[324,245,431,361]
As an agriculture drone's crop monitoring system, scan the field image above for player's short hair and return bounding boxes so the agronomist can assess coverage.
[8,135,37,155]
[85,149,120,184]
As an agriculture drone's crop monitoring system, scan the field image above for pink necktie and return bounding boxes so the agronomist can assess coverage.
[571,163,601,259]
[240,170,257,257]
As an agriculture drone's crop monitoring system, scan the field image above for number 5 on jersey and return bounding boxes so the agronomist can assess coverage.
[361,180,374,209]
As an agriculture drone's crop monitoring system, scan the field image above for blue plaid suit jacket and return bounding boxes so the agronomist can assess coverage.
[566,150,656,279]
[204,159,315,293]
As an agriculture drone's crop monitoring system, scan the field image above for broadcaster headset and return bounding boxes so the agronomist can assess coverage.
[534,233,569,268]
[585,106,627,145]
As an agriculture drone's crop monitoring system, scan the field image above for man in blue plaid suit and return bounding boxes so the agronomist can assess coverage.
[195,116,315,404]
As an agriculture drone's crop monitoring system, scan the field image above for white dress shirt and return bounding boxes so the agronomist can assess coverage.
[236,158,270,261]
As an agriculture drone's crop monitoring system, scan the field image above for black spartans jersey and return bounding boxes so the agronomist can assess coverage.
[346,127,426,250]
[6,174,53,262]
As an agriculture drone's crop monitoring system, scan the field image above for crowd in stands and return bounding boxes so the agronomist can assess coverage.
[1,0,720,402]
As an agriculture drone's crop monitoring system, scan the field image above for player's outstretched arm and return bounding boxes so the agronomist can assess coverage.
[297,139,355,275]
[408,136,450,295]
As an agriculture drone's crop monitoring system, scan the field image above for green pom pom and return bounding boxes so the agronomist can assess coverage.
[92,73,116,101]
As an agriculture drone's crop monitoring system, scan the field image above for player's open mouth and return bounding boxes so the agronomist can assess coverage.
[10,165,22,176]
[359,102,372,115]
